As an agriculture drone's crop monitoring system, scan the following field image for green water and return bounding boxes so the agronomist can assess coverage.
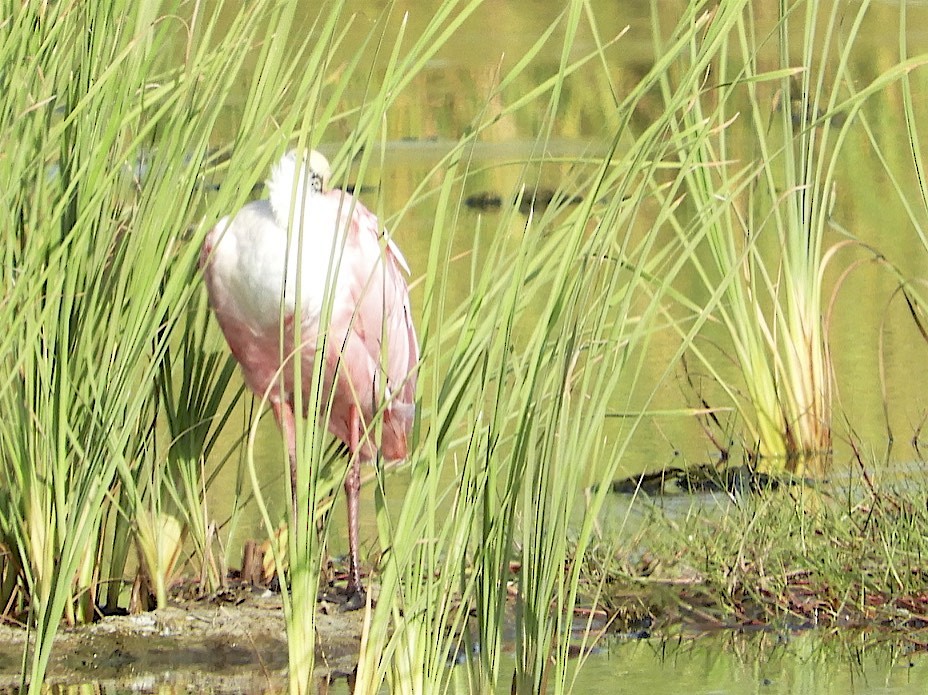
[553,631,928,694]
[212,0,928,543]
[195,1,928,692]
[55,630,928,693]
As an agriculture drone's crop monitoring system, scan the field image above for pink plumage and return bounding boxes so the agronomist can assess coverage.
[201,150,418,606]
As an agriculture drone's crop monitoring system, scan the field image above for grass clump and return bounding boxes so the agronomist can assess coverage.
[652,0,928,473]
[0,0,339,688]
[590,475,928,635]
[3,0,928,692]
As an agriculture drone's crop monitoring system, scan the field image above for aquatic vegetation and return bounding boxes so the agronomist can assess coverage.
[593,471,928,634]
[651,1,928,473]
[0,0,329,688]
[1,0,928,692]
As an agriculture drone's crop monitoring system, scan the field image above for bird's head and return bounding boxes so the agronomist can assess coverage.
[269,149,332,227]
[307,149,331,193]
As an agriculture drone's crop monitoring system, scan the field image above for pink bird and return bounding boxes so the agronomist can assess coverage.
[200,150,418,608]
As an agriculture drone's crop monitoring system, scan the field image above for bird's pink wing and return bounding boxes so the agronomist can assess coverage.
[329,194,418,458]
[344,199,418,400]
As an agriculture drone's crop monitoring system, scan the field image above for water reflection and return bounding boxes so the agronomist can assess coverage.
[201,0,928,579]
[29,629,928,694]
[149,0,928,692]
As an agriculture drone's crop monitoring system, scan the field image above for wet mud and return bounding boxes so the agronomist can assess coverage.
[0,592,363,691]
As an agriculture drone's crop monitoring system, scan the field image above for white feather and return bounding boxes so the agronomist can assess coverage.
[268,149,331,230]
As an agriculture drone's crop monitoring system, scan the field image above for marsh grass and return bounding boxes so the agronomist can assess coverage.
[648,1,928,473]
[142,293,242,604]
[4,0,928,692]
[346,2,786,692]
[591,471,928,633]
[0,0,352,688]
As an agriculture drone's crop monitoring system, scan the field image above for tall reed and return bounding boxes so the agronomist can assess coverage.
[0,0,341,688]
[890,3,928,338]
[232,3,498,693]
[344,1,777,692]
[655,0,928,472]
[5,0,926,691]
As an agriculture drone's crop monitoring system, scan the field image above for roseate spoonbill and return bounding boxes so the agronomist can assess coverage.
[200,149,418,608]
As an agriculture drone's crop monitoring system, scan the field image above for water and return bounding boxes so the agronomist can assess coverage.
[562,631,928,695]
[212,0,928,548]
[132,0,928,691]
[30,630,928,693]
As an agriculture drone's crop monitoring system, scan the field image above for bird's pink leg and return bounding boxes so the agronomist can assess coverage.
[344,404,365,609]
[272,399,299,517]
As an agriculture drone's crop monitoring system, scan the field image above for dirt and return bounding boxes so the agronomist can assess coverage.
[0,588,365,692]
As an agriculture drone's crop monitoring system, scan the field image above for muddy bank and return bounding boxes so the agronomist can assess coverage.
[0,590,363,691]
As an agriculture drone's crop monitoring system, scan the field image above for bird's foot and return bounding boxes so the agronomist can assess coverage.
[340,584,367,612]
